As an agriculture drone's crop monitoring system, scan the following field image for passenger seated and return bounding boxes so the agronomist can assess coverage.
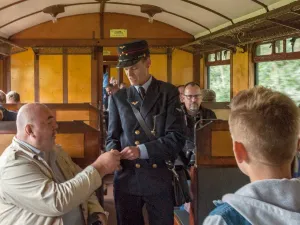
[200,89,216,102]
[203,86,300,225]
[0,103,121,225]
[119,82,127,89]
[179,82,216,165]
[0,90,5,104]
[177,85,185,103]
[0,90,17,121]
[6,91,20,104]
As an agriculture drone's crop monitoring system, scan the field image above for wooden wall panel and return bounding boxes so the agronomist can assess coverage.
[39,55,63,103]
[104,47,118,56]
[0,134,14,155]
[0,60,3,90]
[232,50,249,96]
[104,13,192,39]
[68,55,91,103]
[211,131,234,157]
[11,13,192,40]
[149,55,167,82]
[122,71,130,86]
[56,110,90,121]
[172,49,193,86]
[110,67,118,80]
[212,109,230,120]
[200,57,206,88]
[56,133,84,158]
[11,49,34,103]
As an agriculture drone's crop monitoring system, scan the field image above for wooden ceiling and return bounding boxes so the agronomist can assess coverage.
[0,0,299,55]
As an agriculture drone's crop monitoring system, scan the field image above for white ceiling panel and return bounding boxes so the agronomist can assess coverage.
[0,0,18,8]
[0,0,294,38]
[105,3,206,35]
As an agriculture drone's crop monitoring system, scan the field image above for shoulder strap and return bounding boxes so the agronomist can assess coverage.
[126,88,155,141]
[126,88,175,167]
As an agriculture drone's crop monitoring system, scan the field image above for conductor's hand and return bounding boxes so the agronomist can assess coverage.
[120,146,140,160]
[92,150,121,177]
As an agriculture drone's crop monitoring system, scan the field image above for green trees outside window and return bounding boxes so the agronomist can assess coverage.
[256,60,300,105]
[208,65,230,102]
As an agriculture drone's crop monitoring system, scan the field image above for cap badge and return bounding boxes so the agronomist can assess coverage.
[131,101,139,105]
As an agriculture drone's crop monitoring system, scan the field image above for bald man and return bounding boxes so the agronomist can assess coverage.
[0,103,121,225]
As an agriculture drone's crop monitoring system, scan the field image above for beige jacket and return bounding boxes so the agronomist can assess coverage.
[0,138,104,225]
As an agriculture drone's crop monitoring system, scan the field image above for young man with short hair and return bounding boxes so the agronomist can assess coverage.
[203,86,300,225]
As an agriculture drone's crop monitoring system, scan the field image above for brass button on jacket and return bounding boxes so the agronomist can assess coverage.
[135,130,140,135]
[135,163,141,168]
[152,164,157,169]
[135,141,140,145]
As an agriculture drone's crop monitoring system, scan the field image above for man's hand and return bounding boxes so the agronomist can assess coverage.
[92,150,121,177]
[97,212,108,225]
[0,109,3,121]
[120,146,140,160]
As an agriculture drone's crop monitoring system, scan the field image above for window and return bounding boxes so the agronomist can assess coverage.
[256,43,272,55]
[206,51,231,102]
[255,38,300,105]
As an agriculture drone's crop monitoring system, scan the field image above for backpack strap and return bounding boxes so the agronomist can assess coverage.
[209,202,251,225]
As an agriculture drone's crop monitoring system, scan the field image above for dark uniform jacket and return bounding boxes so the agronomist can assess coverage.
[180,105,217,164]
[106,77,185,195]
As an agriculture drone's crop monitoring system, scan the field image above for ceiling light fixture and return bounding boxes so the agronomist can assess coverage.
[43,5,65,23]
[140,4,163,24]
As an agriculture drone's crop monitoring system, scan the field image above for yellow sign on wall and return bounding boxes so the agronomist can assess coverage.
[103,50,111,55]
[110,29,127,38]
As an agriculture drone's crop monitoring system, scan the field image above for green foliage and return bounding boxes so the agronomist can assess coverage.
[208,65,230,102]
[208,60,300,104]
[257,60,300,105]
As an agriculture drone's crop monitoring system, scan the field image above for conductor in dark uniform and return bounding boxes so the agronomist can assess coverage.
[106,40,185,225]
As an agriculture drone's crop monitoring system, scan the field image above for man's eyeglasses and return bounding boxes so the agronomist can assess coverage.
[184,94,202,100]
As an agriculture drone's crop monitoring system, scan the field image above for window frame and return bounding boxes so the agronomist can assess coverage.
[254,37,300,63]
[254,37,300,105]
[206,50,232,102]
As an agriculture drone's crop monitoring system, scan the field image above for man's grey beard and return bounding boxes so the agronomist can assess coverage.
[188,103,199,115]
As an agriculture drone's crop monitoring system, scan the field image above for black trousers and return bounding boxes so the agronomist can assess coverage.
[114,189,174,225]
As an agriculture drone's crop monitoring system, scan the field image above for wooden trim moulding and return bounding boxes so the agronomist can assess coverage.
[63,49,68,103]
[167,47,172,83]
[193,53,200,83]
[2,57,11,92]
[10,38,194,48]
[34,53,39,102]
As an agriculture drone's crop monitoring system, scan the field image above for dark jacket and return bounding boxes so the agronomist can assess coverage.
[106,77,185,195]
[180,105,217,165]
[0,105,17,121]
[183,105,217,141]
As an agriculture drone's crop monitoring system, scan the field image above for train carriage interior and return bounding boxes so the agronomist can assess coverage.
[0,0,300,224]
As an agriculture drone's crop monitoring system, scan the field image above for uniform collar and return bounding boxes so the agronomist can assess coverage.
[134,75,152,93]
